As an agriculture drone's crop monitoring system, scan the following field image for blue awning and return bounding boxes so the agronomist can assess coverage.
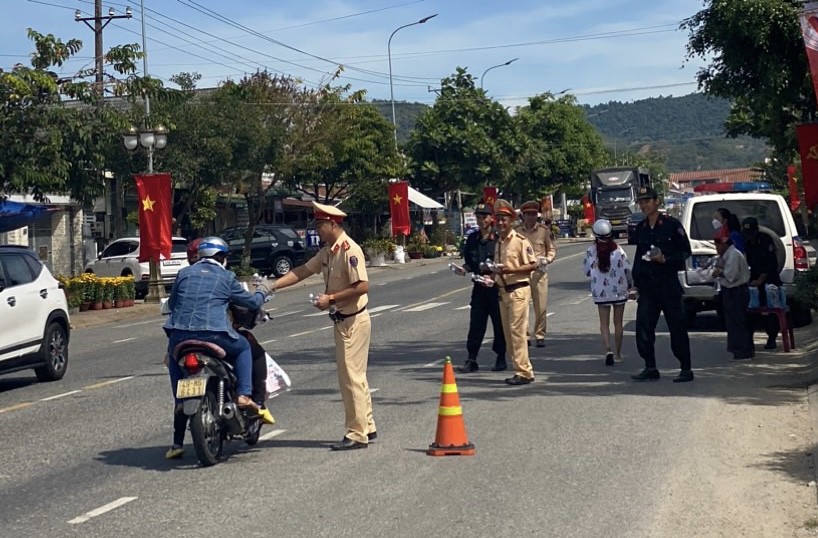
[0,200,59,233]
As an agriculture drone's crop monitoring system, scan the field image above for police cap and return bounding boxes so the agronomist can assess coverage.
[312,201,346,223]
[520,200,540,214]
[742,216,759,231]
[474,203,493,215]
[494,199,516,218]
[636,186,658,201]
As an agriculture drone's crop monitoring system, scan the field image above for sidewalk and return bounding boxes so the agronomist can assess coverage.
[69,256,452,330]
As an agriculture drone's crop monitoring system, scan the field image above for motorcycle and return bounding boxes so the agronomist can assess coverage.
[172,307,272,467]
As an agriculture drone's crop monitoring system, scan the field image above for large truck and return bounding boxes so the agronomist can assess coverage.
[589,166,651,237]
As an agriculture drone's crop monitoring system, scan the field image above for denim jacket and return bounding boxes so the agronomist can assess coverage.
[163,259,264,340]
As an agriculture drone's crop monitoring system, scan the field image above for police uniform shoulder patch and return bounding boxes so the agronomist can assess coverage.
[349,255,358,267]
[526,245,534,256]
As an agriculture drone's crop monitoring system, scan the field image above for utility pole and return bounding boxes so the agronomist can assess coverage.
[75,2,133,240]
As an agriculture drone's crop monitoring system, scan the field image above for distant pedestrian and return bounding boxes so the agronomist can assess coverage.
[630,187,694,383]
[516,200,557,348]
[491,199,538,385]
[713,208,744,253]
[456,203,506,373]
[741,217,782,350]
[582,219,633,366]
[711,227,754,360]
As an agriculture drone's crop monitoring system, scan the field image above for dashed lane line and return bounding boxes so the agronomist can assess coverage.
[260,338,277,345]
[259,428,287,442]
[112,337,137,344]
[83,375,136,391]
[0,402,33,414]
[423,358,444,368]
[39,390,82,402]
[289,326,333,338]
[403,302,450,312]
[68,497,138,525]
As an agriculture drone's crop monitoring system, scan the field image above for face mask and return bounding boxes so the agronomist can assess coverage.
[712,219,723,230]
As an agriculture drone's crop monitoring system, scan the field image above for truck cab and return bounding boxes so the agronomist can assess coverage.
[590,166,651,238]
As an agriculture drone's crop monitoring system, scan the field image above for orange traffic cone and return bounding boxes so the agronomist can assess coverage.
[427,356,475,456]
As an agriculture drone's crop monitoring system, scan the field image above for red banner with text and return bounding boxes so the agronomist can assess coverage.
[388,181,410,237]
[796,124,818,212]
[134,173,173,263]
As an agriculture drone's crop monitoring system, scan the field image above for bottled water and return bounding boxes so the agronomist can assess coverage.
[309,293,337,314]
[642,245,661,262]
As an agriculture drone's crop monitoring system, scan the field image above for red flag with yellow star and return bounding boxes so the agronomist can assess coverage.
[134,173,172,262]
[388,181,410,237]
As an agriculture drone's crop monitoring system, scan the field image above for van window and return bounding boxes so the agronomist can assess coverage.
[171,239,188,254]
[689,200,786,240]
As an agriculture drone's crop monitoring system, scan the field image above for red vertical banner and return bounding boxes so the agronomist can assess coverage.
[540,195,554,221]
[787,164,800,211]
[800,5,818,104]
[581,193,595,222]
[796,124,818,211]
[388,181,410,237]
[134,173,173,263]
[483,186,497,207]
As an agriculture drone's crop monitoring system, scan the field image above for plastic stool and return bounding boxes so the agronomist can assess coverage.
[747,306,796,352]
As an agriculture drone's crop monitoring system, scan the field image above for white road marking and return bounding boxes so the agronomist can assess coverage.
[259,339,277,345]
[68,497,137,525]
[377,282,388,285]
[404,302,450,312]
[547,312,555,317]
[39,390,82,402]
[273,310,304,318]
[424,358,444,368]
[369,388,379,393]
[370,313,382,319]
[116,319,164,329]
[112,337,137,344]
[83,375,136,390]
[259,428,287,442]
[303,311,328,317]
[568,294,593,306]
[289,326,332,337]
[455,305,470,310]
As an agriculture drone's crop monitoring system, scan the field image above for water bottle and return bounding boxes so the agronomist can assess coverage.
[308,293,318,306]
[643,244,661,262]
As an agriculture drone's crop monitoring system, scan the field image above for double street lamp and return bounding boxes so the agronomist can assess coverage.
[123,123,168,303]
[480,58,519,90]
[388,14,437,147]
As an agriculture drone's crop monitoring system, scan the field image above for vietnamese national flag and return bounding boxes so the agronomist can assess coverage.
[389,181,410,237]
[134,173,173,263]
[581,193,595,222]
[483,186,497,207]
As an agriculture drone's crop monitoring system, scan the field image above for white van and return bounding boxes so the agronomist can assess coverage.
[678,186,812,327]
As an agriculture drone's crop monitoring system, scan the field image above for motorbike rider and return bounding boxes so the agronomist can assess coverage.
[163,237,274,441]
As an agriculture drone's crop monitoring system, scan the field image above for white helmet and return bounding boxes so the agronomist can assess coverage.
[197,236,229,258]
[592,219,613,238]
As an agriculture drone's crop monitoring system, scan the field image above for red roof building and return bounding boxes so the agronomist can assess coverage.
[669,168,764,192]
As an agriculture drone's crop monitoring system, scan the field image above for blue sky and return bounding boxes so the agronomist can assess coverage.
[2,0,708,107]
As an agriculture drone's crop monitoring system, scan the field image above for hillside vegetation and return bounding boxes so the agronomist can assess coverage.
[377,93,769,173]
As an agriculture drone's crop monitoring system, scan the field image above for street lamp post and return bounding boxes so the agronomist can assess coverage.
[480,58,519,90]
[388,14,437,147]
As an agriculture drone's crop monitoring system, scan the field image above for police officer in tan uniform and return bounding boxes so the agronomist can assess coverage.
[516,200,557,348]
[491,199,538,385]
[271,202,376,450]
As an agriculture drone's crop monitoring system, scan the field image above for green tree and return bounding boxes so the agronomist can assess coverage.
[0,29,167,204]
[510,93,608,200]
[682,0,812,166]
[407,67,517,200]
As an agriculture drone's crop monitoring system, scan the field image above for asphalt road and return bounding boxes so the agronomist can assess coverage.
[0,242,785,537]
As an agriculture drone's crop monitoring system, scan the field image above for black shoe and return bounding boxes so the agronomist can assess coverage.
[491,357,507,371]
[367,431,377,442]
[673,370,694,383]
[764,337,777,350]
[330,437,368,451]
[631,368,660,382]
[731,354,753,361]
[456,360,479,373]
[504,375,534,385]
[536,339,545,348]
[527,340,532,347]
[605,352,615,366]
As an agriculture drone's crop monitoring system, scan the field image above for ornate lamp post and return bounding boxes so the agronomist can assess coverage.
[123,123,168,303]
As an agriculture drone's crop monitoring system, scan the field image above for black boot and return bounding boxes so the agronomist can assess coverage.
[491,355,507,371]
[631,368,660,381]
[457,359,479,373]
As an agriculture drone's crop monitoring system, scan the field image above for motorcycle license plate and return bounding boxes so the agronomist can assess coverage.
[176,378,206,399]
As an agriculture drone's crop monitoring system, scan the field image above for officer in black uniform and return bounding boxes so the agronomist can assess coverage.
[457,203,507,372]
[630,187,694,383]
[742,216,782,349]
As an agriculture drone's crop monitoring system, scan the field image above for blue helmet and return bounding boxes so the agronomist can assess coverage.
[197,236,229,258]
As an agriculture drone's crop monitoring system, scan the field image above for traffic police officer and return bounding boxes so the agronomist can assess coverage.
[492,199,538,385]
[457,202,507,373]
[516,200,557,347]
[272,202,376,450]
[630,187,694,383]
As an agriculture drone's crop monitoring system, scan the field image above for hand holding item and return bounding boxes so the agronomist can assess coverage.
[536,256,549,273]
[471,274,495,287]
[448,262,466,276]
[627,287,639,301]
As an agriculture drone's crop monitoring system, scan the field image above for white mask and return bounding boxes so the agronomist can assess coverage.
[712,219,723,230]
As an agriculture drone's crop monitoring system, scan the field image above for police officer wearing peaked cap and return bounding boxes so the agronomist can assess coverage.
[271,201,377,450]
[630,186,694,383]
[458,202,507,373]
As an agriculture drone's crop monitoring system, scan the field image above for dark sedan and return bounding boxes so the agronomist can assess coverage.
[626,212,646,244]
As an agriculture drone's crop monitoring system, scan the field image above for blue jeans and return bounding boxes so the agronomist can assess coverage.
[167,329,253,402]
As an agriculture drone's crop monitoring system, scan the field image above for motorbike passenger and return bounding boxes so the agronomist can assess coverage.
[163,236,273,429]
[228,303,274,420]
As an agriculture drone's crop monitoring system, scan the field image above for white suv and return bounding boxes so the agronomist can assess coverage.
[84,237,189,298]
[679,190,813,327]
[0,246,70,381]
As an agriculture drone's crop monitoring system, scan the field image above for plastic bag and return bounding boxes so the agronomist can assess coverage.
[766,284,786,309]
[748,287,760,309]
[265,352,292,398]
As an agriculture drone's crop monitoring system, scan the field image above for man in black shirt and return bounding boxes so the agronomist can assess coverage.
[457,203,507,372]
[742,217,782,349]
[630,187,694,383]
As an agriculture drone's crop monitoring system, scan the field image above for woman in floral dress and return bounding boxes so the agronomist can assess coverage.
[582,219,633,366]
